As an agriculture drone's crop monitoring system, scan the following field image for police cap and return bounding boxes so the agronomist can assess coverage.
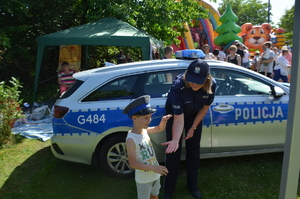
[186,59,209,85]
[123,95,156,118]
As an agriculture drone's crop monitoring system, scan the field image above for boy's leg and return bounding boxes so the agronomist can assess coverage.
[150,178,161,199]
[136,182,152,199]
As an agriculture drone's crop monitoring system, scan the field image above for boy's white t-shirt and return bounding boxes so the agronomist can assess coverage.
[126,131,160,184]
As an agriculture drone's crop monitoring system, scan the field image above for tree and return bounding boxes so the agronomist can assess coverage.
[86,0,208,45]
[214,3,243,46]
[0,0,86,98]
[216,0,270,26]
[1,0,209,103]
[278,6,294,45]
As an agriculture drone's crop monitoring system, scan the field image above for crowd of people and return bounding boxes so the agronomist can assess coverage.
[198,41,292,83]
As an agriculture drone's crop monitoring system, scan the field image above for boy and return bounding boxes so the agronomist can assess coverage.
[261,47,270,66]
[123,95,172,199]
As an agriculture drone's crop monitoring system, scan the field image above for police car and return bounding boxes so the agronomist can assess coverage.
[51,50,289,178]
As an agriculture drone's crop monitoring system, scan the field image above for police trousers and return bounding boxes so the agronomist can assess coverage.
[164,114,202,194]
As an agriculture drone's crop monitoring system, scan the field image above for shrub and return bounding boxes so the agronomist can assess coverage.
[0,77,23,147]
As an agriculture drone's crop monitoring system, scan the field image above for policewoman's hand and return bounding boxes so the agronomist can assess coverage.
[183,128,195,140]
[162,140,179,153]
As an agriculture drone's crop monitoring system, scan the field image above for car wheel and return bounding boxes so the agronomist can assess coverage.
[99,134,134,178]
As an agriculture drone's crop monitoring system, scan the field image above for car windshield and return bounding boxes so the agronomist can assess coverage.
[211,68,272,96]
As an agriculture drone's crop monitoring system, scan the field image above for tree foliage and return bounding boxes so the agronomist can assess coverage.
[0,0,209,102]
[86,0,208,45]
[216,0,270,26]
[0,77,23,147]
[278,6,294,45]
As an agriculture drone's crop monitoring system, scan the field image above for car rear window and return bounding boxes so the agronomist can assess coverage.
[59,80,83,99]
[82,76,137,101]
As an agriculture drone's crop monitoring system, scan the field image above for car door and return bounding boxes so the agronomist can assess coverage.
[210,68,288,153]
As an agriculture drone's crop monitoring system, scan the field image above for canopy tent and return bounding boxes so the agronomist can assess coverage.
[34,18,162,101]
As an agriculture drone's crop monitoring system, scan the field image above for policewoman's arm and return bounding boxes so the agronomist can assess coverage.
[162,113,184,153]
[184,105,210,140]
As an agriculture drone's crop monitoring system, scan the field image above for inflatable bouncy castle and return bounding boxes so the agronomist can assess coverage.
[214,3,243,48]
[240,23,272,53]
[271,28,286,49]
[172,0,221,51]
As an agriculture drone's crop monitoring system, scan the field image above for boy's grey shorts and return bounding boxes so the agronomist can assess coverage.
[136,178,161,199]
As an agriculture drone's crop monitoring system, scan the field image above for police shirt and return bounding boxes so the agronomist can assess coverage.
[166,73,216,115]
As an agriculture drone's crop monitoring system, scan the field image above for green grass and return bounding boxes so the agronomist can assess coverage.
[0,139,300,199]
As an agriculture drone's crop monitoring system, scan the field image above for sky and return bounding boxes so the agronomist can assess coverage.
[208,0,295,25]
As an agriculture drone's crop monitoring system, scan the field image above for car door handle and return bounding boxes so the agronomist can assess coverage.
[212,104,234,113]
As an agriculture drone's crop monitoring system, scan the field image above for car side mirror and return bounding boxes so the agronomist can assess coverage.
[273,86,285,97]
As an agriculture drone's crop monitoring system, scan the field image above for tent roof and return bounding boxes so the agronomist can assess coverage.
[34,18,162,103]
[38,18,157,48]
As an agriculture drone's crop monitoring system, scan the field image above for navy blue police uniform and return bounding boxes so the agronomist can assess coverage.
[164,60,216,198]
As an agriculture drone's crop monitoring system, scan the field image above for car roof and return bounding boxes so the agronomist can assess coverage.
[72,59,289,94]
[74,59,229,81]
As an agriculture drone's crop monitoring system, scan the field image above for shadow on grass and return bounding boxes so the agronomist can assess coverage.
[0,146,136,199]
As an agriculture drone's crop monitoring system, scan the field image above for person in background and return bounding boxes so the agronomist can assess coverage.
[203,44,216,60]
[218,46,227,61]
[124,95,172,199]
[250,51,260,72]
[126,53,134,62]
[162,59,216,199]
[163,46,175,82]
[163,46,174,59]
[258,41,275,77]
[227,45,241,66]
[236,43,244,59]
[155,51,160,59]
[273,47,291,83]
[242,45,250,68]
[283,46,292,82]
[212,49,219,60]
[116,50,126,64]
[58,62,76,95]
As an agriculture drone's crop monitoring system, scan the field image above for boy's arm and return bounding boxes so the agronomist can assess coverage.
[126,138,168,175]
[147,114,172,134]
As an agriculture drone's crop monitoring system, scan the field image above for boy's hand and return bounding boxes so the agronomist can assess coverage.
[162,114,172,122]
[153,165,168,176]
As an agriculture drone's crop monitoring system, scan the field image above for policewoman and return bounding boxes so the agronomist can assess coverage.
[162,59,216,199]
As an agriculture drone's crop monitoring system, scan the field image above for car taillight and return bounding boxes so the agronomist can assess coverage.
[53,105,69,118]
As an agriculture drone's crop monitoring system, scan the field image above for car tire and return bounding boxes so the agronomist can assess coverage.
[99,134,134,178]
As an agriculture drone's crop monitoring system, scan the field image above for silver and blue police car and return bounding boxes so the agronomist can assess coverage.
[51,50,289,178]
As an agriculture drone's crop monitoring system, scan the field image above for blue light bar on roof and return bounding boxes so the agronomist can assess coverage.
[175,49,205,59]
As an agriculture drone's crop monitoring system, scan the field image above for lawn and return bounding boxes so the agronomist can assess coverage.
[0,138,300,199]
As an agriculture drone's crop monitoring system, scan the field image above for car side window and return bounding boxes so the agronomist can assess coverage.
[82,76,137,101]
[211,68,272,96]
[143,70,184,97]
